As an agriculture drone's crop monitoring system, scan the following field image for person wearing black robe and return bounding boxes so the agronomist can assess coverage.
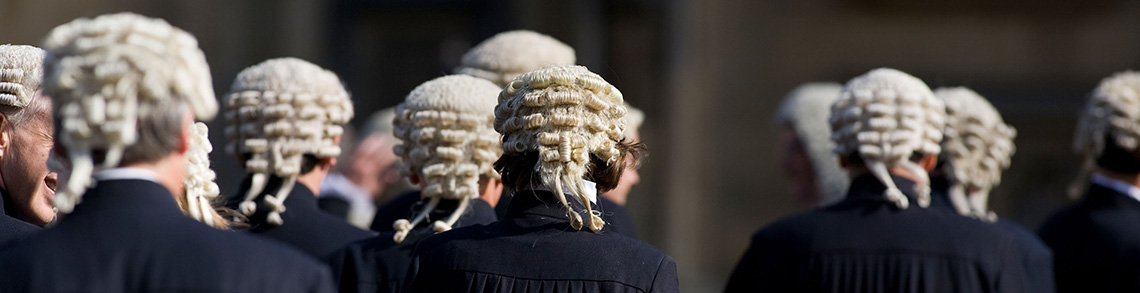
[408,65,678,293]
[726,68,1028,292]
[0,190,37,246]
[0,45,57,243]
[0,13,334,292]
[1039,70,1140,293]
[225,58,373,260]
[329,74,507,293]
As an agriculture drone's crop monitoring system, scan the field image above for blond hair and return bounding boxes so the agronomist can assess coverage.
[495,65,626,232]
[389,75,502,243]
[224,57,353,225]
[455,30,576,87]
[936,87,1016,221]
[830,68,945,209]
[44,13,217,213]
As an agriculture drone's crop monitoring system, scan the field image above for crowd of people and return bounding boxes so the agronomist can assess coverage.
[0,11,1136,293]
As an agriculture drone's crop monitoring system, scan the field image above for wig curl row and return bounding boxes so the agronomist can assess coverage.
[180,122,227,228]
[390,75,502,243]
[936,87,1016,221]
[830,68,945,209]
[43,13,218,213]
[224,57,353,226]
[1071,71,1140,197]
[0,45,44,109]
[495,65,626,232]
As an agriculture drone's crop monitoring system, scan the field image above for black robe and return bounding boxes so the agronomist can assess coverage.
[0,179,334,292]
[1039,183,1140,293]
[371,191,422,232]
[0,189,38,246]
[725,175,1028,293]
[927,176,1055,293]
[247,180,376,259]
[326,192,499,293]
[490,191,638,239]
[407,190,679,293]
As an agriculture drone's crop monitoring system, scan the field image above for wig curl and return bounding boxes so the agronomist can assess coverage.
[0,45,44,109]
[936,87,1016,221]
[830,68,945,209]
[44,13,218,213]
[389,74,502,243]
[495,65,626,232]
[224,57,353,225]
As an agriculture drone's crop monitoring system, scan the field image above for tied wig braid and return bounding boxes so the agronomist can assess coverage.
[495,65,626,232]
[224,58,353,226]
[455,30,576,87]
[1071,71,1140,197]
[830,68,946,209]
[936,87,1016,222]
[43,13,218,213]
[179,122,230,228]
[389,75,502,243]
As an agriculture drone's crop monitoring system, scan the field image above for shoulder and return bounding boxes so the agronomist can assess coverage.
[0,216,38,244]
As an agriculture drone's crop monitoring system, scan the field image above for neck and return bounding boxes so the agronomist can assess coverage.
[1096,168,1140,188]
[121,155,186,197]
[847,165,925,183]
[296,168,327,196]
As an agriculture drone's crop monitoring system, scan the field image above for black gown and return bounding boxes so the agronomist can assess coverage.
[491,191,637,238]
[1039,183,1140,293]
[407,189,679,293]
[0,179,334,292]
[0,189,38,246]
[927,177,1055,293]
[371,191,422,232]
[326,192,499,293]
[246,179,376,259]
[725,175,1028,293]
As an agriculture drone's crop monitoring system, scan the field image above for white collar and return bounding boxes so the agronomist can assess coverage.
[92,167,161,183]
[530,180,599,204]
[1090,172,1140,203]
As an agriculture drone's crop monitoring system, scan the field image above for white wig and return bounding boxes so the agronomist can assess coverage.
[224,57,354,225]
[623,103,644,141]
[0,45,44,109]
[180,122,227,228]
[1071,71,1140,197]
[455,30,576,87]
[776,83,850,206]
[495,65,626,232]
[44,13,218,213]
[389,74,502,243]
[830,68,945,209]
[936,87,1016,221]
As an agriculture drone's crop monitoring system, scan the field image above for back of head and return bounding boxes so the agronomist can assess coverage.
[829,68,945,209]
[389,74,502,242]
[776,83,849,206]
[224,57,354,225]
[494,65,628,232]
[936,87,1016,221]
[44,13,218,213]
[1072,71,1140,196]
[455,30,576,87]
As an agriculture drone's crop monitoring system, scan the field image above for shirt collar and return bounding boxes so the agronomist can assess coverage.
[1090,172,1140,204]
[92,167,161,183]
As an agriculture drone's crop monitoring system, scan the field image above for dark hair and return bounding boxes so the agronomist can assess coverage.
[495,140,647,192]
[1096,134,1140,174]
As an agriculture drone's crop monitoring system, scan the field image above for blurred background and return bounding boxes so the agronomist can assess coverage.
[3,0,1140,291]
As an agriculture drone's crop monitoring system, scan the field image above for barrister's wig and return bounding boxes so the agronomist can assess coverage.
[495,65,626,232]
[623,103,644,140]
[224,57,353,225]
[830,68,945,209]
[44,13,218,213]
[936,87,1016,221]
[0,45,44,110]
[776,83,850,206]
[455,30,576,87]
[389,75,502,243]
[1071,71,1140,197]
[179,122,231,228]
